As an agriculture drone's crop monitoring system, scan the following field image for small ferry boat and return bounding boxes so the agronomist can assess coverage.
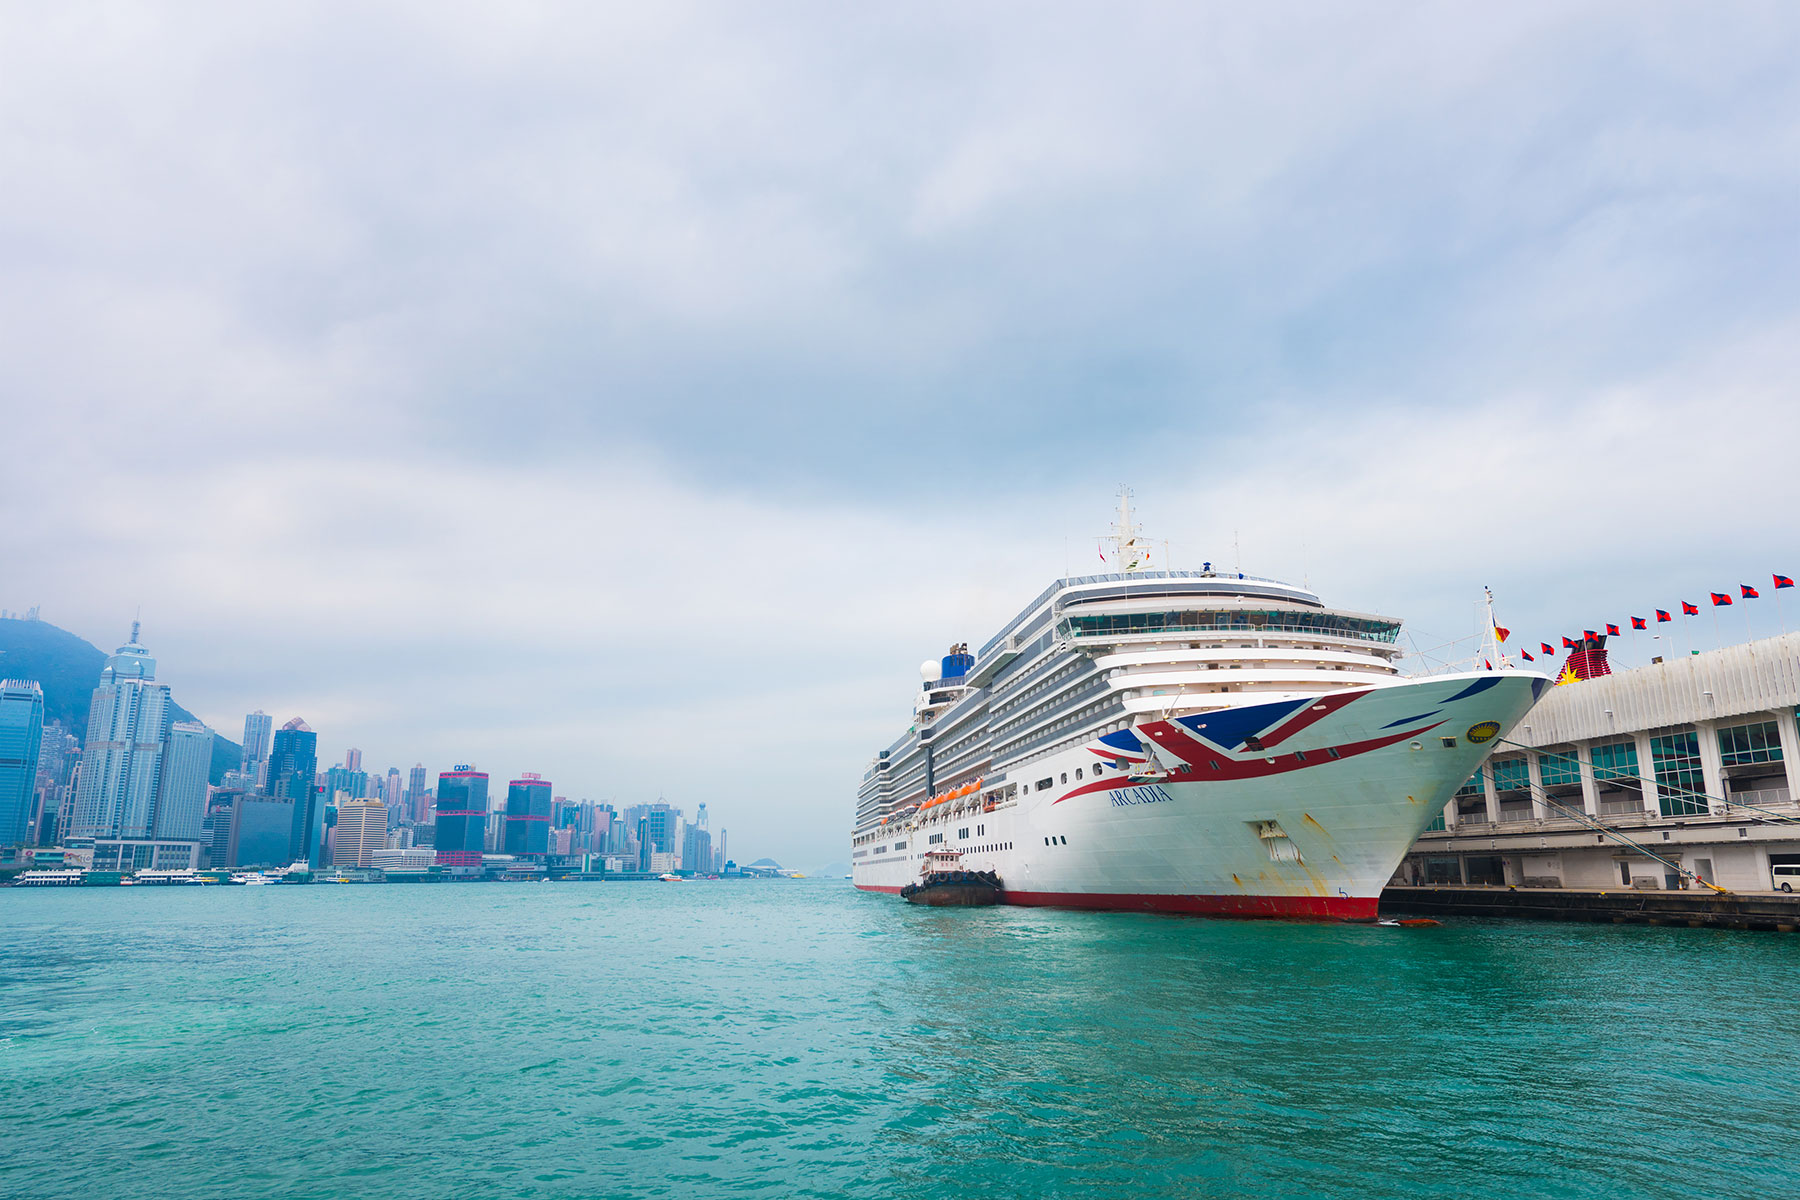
[901,849,1003,907]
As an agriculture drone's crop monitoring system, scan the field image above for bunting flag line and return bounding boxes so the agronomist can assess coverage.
[1507,567,1793,672]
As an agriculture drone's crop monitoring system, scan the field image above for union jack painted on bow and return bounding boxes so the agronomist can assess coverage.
[1060,686,1458,804]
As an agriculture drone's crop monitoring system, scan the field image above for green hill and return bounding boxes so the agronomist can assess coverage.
[0,617,243,785]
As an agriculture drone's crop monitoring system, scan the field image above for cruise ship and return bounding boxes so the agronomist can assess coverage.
[851,495,1548,919]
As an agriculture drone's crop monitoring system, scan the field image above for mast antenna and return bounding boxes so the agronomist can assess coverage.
[1107,487,1150,573]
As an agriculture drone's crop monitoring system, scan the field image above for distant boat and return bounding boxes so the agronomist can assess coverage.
[658,873,683,882]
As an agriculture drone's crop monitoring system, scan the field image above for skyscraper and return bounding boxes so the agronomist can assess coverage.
[0,679,45,846]
[503,774,552,858]
[66,625,173,840]
[31,719,78,845]
[343,747,362,773]
[405,763,428,821]
[433,768,489,869]
[333,798,387,868]
[155,722,214,841]
[681,821,711,876]
[266,718,319,863]
[324,764,368,807]
[240,711,272,776]
[383,767,403,806]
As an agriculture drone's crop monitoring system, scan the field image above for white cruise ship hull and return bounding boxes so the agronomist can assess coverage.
[854,671,1544,920]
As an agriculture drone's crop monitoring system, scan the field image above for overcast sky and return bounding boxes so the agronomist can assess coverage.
[4,2,1798,867]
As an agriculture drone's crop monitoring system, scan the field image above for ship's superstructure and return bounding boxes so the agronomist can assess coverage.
[852,494,1547,919]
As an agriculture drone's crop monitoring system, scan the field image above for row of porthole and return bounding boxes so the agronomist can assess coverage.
[1043,835,1068,846]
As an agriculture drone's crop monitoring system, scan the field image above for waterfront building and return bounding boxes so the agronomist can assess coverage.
[370,847,436,872]
[1400,632,1800,892]
[681,821,712,874]
[631,802,680,873]
[85,837,201,871]
[66,625,174,841]
[433,768,489,870]
[229,795,297,866]
[30,719,78,846]
[333,797,388,868]
[154,721,213,842]
[0,679,45,845]
[203,789,243,866]
[265,719,319,863]
[503,774,552,858]
[240,711,272,777]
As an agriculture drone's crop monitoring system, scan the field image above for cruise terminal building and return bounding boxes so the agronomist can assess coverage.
[1399,632,1800,893]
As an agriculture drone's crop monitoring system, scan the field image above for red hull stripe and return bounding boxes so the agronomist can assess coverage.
[854,883,1375,920]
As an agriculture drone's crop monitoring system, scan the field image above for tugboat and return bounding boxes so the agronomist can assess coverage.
[901,849,1003,907]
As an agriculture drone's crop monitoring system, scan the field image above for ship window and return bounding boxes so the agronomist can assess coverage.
[1326,747,1342,759]
[1060,772,1068,784]
[1294,751,1305,762]
[1075,768,1083,780]
[1037,778,1053,791]
[1441,737,1457,748]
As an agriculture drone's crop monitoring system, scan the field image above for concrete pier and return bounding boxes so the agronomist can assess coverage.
[1381,884,1800,931]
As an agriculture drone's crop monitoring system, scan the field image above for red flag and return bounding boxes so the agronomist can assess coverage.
[1606,623,1621,636]
[1494,625,1510,643]
[1681,601,1699,616]
[1562,636,1575,648]
[1741,584,1759,599]
[1583,629,1599,640]
[1521,649,1535,662]
[1483,659,1492,670]
[1710,592,1732,607]
[1540,642,1555,655]
[1630,616,1647,630]
[1656,609,1672,622]
[1776,574,1795,589]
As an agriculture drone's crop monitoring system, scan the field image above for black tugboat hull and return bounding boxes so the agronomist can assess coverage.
[902,884,1002,907]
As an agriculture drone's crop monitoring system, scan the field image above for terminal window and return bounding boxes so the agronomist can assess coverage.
[1590,742,1639,783]
[1538,751,1582,787]
[1650,731,1708,817]
[1718,720,1782,766]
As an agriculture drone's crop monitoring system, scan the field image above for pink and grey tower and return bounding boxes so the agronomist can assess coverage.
[503,774,552,859]
[434,768,489,870]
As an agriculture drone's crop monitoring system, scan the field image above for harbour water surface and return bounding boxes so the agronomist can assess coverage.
[2,880,1795,1199]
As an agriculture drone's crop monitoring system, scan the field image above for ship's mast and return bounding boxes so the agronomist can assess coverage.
[1108,487,1151,573]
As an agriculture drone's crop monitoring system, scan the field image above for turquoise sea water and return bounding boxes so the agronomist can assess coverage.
[2,880,1796,1200]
